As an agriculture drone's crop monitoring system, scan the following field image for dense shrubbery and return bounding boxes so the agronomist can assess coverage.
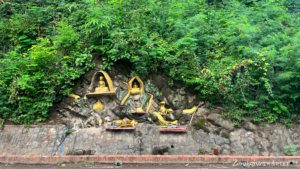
[1,0,300,127]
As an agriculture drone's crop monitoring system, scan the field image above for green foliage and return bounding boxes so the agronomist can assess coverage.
[66,129,73,135]
[66,147,72,154]
[222,109,247,127]
[284,145,299,156]
[0,0,300,126]
[0,118,4,128]
[199,119,205,126]
[199,145,205,154]
[0,1,94,125]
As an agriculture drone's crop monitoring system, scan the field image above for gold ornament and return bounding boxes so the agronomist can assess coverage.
[93,100,104,111]
[182,106,197,114]
[67,94,81,101]
[153,112,177,125]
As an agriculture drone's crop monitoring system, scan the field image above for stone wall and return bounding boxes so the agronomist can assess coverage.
[0,125,66,155]
[1,123,300,156]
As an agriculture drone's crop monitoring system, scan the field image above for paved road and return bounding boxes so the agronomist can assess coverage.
[0,167,297,169]
[1,162,299,169]
[0,166,290,169]
[0,165,298,169]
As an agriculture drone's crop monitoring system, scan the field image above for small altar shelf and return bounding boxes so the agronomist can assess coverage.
[105,126,136,130]
[86,92,115,97]
[159,127,187,132]
[130,110,146,114]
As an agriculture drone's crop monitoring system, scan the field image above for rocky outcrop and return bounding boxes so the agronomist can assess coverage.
[207,113,234,131]
[12,58,295,156]
[52,59,202,130]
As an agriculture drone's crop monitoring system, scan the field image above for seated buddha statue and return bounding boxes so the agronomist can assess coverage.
[95,76,109,92]
[131,82,140,94]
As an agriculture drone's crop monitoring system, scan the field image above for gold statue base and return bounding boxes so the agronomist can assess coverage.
[94,90,109,93]
[86,92,115,97]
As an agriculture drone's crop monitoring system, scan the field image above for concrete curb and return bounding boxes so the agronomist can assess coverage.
[0,155,300,165]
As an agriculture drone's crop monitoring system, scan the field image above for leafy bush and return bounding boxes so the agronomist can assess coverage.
[0,0,300,126]
[66,148,72,154]
[66,129,73,135]
[199,145,205,154]
[0,8,94,125]
[284,145,299,156]
[0,118,4,128]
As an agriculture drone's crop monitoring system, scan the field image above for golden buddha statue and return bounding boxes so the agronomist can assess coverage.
[131,82,140,94]
[93,100,104,111]
[159,101,167,115]
[95,76,109,92]
[136,107,144,112]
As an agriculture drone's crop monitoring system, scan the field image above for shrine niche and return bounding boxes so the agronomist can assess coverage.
[121,76,144,104]
[120,76,152,114]
[86,70,115,96]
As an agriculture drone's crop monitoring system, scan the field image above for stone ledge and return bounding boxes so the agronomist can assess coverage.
[0,155,300,165]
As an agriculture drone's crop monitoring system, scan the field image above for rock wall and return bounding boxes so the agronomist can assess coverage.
[53,59,202,130]
[1,59,300,156]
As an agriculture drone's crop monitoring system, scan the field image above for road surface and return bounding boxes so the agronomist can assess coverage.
[0,163,299,169]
